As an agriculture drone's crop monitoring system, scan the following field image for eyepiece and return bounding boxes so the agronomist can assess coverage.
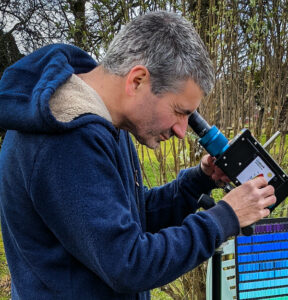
[188,111,211,137]
[188,111,229,157]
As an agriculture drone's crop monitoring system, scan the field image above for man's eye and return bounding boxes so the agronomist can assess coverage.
[176,111,190,117]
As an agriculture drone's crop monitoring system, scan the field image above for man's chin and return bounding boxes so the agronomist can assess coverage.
[141,140,160,149]
[135,136,160,149]
[146,142,160,149]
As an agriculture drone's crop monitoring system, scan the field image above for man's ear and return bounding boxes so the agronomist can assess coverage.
[125,65,150,96]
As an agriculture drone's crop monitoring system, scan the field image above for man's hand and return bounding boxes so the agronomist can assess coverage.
[223,177,276,227]
[200,154,230,183]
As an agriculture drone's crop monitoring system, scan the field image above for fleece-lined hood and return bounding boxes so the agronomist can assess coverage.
[49,74,112,124]
[0,44,105,133]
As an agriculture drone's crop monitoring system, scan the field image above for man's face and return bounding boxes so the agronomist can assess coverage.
[128,79,203,149]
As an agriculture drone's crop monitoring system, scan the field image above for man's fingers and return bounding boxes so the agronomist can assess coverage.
[261,208,271,218]
[220,175,230,183]
[209,156,216,165]
[262,194,277,208]
[261,184,275,198]
[223,176,276,227]
[202,155,215,168]
[250,176,268,188]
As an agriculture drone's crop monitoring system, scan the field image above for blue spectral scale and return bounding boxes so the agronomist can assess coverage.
[235,218,288,300]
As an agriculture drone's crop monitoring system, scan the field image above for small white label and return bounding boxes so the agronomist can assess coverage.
[236,156,275,184]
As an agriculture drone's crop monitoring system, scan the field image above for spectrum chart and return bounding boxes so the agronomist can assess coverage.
[235,218,288,300]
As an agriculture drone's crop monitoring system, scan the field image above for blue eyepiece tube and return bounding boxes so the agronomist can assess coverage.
[188,111,229,158]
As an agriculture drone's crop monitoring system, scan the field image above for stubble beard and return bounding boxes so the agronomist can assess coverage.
[134,130,161,149]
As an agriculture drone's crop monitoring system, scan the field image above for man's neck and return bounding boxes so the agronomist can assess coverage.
[76,66,126,128]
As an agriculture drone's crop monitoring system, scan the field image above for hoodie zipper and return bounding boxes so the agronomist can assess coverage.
[126,132,140,212]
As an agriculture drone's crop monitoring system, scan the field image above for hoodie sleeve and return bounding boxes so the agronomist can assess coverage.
[29,124,239,294]
[144,164,217,232]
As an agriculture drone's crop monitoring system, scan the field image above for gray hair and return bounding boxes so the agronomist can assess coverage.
[102,11,215,96]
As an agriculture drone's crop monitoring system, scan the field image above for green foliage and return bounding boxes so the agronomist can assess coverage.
[151,288,173,300]
[0,232,10,299]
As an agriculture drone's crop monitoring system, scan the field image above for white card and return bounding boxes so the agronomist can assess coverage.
[236,156,275,184]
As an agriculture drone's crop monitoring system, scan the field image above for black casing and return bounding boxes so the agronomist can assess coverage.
[215,129,288,212]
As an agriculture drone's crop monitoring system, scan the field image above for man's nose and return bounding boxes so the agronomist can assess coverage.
[172,117,188,139]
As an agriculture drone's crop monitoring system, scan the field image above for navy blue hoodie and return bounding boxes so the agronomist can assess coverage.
[0,44,239,299]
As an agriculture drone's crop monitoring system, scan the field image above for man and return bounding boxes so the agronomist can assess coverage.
[0,11,275,299]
